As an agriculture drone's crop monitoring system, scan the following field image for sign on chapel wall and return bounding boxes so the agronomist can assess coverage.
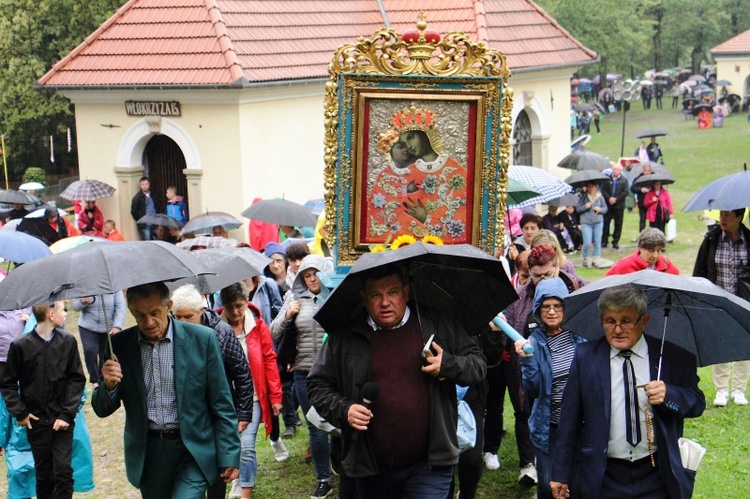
[125,101,181,117]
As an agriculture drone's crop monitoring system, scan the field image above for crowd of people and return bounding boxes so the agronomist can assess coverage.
[0,151,743,498]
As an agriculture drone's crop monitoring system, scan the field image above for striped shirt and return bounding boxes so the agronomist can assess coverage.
[715,230,748,294]
[138,319,178,430]
[547,330,577,425]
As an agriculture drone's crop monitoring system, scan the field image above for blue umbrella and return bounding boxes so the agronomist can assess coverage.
[563,270,750,368]
[683,169,750,212]
[0,230,52,263]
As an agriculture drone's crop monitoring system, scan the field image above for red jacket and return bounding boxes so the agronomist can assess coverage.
[643,188,673,223]
[605,250,680,276]
[77,205,104,237]
[243,303,282,436]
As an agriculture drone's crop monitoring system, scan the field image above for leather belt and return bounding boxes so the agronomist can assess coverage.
[148,428,181,440]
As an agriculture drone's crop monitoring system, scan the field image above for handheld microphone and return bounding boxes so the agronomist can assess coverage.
[352,382,379,441]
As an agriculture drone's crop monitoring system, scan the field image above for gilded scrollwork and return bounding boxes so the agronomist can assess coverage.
[324,15,512,268]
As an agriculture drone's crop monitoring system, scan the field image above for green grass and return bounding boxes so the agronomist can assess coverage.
[1,105,748,498]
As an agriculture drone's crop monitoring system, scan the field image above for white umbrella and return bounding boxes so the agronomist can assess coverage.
[18,182,44,191]
[507,165,572,208]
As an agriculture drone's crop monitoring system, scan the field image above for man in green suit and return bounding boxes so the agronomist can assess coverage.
[92,282,240,498]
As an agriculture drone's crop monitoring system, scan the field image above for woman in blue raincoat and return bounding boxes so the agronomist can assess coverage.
[0,314,94,498]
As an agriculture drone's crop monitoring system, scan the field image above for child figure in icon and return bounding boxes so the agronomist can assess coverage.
[367,105,469,243]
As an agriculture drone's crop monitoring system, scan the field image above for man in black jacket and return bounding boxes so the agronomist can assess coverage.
[308,265,486,499]
[601,164,630,249]
[130,176,157,240]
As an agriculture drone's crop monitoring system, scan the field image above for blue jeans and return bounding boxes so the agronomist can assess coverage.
[138,225,153,241]
[355,460,454,499]
[581,221,603,259]
[240,400,262,488]
[294,370,330,482]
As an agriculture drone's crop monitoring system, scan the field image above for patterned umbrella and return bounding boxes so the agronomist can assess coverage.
[176,235,238,250]
[508,165,572,208]
[60,179,116,201]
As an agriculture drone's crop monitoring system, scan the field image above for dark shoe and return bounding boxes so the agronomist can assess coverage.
[311,481,333,499]
[304,446,312,463]
[612,243,619,249]
[282,426,296,439]
[602,242,608,248]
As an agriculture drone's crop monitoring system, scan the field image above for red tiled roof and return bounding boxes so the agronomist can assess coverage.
[38,0,597,88]
[711,29,750,55]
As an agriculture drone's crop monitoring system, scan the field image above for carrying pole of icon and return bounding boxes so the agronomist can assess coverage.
[613,79,642,157]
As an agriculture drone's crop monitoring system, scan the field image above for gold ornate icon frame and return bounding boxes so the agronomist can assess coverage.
[323,17,513,270]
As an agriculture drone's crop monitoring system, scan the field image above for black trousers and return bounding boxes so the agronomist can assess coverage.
[602,208,624,245]
[78,326,108,383]
[504,351,535,468]
[638,203,648,232]
[27,422,75,499]
[601,454,667,498]
[483,365,505,455]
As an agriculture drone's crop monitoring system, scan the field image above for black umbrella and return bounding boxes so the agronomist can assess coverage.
[547,193,580,207]
[557,151,611,171]
[564,170,610,189]
[632,173,675,189]
[629,162,671,178]
[138,213,183,229]
[574,103,595,112]
[314,242,517,336]
[167,246,270,295]
[563,270,750,368]
[182,211,242,234]
[0,240,213,311]
[241,198,317,227]
[691,103,712,117]
[0,189,37,205]
[635,128,668,139]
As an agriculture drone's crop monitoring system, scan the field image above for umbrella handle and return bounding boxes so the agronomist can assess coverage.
[492,317,534,355]
[100,294,114,360]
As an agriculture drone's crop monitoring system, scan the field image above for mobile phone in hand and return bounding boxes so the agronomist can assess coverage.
[421,334,436,366]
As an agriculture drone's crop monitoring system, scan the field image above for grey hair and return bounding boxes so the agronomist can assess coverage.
[598,284,647,316]
[636,227,666,250]
[170,284,204,312]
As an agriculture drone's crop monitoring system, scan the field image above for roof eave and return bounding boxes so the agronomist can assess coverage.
[35,75,333,92]
[512,54,601,74]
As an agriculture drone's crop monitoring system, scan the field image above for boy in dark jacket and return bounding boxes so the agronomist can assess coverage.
[0,301,86,499]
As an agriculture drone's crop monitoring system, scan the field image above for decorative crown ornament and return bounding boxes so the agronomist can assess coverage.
[375,128,400,155]
[401,12,441,60]
[390,105,436,132]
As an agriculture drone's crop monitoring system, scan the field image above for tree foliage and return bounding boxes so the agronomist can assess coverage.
[0,0,121,181]
[538,0,750,76]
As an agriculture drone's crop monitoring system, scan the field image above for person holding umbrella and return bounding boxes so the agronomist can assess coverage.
[7,203,29,222]
[643,180,673,234]
[307,263,486,498]
[576,181,607,268]
[550,285,705,499]
[77,200,104,237]
[693,208,750,407]
[514,278,586,499]
[646,137,663,163]
[601,163,629,250]
[130,176,157,241]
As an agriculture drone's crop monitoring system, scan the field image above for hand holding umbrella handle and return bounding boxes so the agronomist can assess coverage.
[492,317,534,355]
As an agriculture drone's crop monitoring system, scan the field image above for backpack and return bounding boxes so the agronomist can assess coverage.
[456,386,477,453]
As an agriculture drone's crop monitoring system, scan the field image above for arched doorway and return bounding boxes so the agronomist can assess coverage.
[143,135,188,213]
[513,110,533,166]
